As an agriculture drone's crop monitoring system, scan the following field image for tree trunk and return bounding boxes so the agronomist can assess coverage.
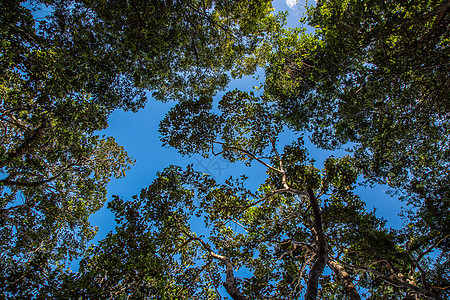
[304,188,328,300]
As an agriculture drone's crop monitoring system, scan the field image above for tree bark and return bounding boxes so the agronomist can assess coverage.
[328,260,361,300]
[304,188,328,300]
[210,252,248,300]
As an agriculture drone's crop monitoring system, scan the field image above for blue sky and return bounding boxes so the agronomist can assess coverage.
[89,0,404,256]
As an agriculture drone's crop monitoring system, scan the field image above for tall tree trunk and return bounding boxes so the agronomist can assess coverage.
[304,188,328,300]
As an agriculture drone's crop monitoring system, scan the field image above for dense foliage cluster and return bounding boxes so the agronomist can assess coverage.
[0,0,448,299]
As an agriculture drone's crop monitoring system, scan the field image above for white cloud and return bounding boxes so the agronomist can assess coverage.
[286,0,298,9]
[285,0,316,10]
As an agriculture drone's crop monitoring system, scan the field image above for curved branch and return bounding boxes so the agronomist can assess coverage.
[209,252,248,300]
[335,259,436,300]
[406,235,449,291]
[0,162,77,188]
[213,141,283,174]
[417,235,450,263]
[237,188,289,210]
[328,260,361,300]
[178,227,248,300]
[267,134,289,189]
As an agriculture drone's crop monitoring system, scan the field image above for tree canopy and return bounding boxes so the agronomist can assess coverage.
[263,0,449,207]
[1,0,449,299]
[0,0,277,295]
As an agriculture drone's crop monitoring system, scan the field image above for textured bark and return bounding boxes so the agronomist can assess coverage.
[402,276,421,300]
[304,188,328,300]
[210,252,248,300]
[328,260,361,300]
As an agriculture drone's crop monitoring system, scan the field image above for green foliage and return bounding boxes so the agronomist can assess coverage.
[90,84,446,298]
[265,0,449,193]
[0,1,134,290]
[2,0,448,299]
[157,57,449,297]
[260,1,450,297]
[56,167,223,299]
[0,0,278,296]
[160,90,283,164]
[69,151,430,299]
[51,0,278,103]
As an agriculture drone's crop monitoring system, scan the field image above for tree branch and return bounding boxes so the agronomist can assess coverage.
[209,252,248,300]
[177,225,248,300]
[185,1,238,41]
[0,125,46,168]
[0,162,77,188]
[213,140,283,174]
[267,134,289,189]
[335,259,436,300]
[237,188,289,210]
[328,260,361,300]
